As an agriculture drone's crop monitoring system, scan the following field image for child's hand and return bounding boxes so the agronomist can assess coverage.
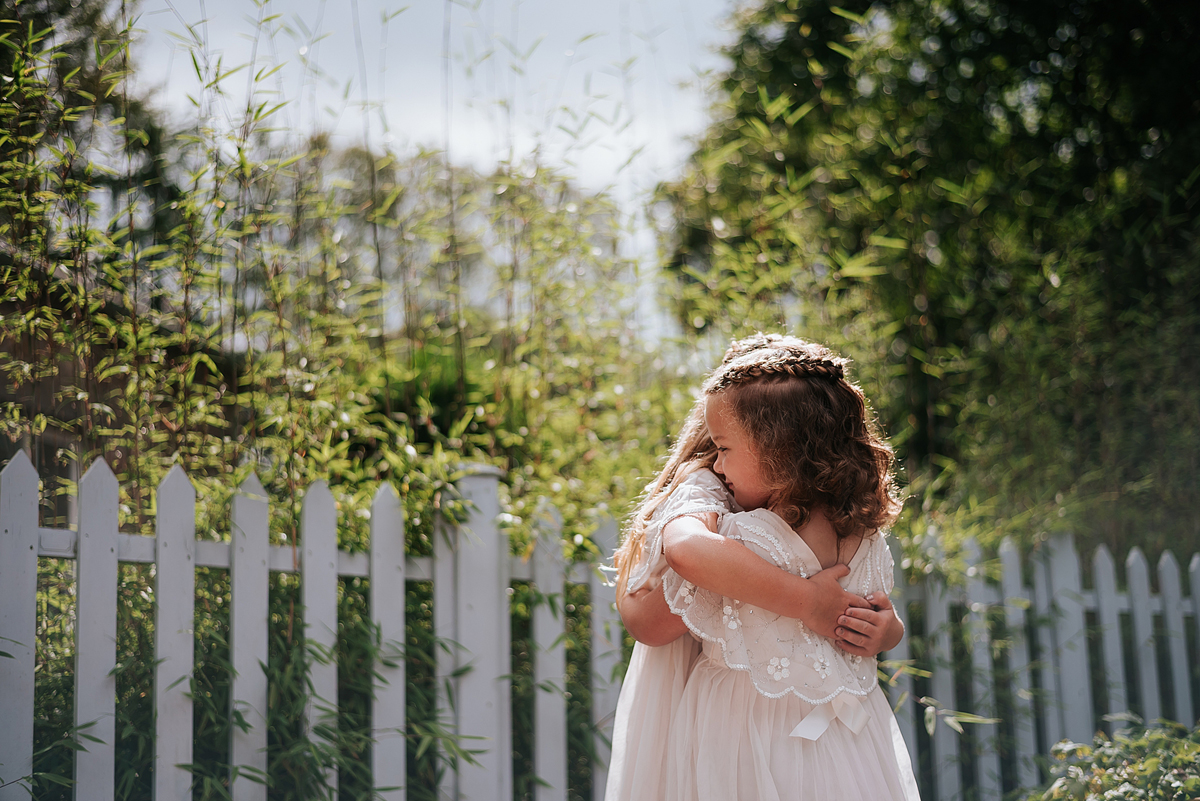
[833,592,903,657]
[803,566,871,640]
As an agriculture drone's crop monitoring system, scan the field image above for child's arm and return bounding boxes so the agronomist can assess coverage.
[661,515,870,641]
[833,592,905,656]
[616,511,719,646]
[617,578,690,646]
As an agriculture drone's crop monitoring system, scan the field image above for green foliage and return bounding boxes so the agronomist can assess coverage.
[2,2,691,797]
[1025,722,1200,801]
[659,0,1200,560]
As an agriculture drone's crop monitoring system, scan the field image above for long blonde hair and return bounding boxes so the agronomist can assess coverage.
[611,333,792,594]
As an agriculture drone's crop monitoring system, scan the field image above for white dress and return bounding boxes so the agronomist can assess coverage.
[605,470,737,801]
[663,508,921,801]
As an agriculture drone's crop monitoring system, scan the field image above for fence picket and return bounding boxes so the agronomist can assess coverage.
[999,538,1038,790]
[0,451,38,799]
[1032,553,1063,751]
[455,466,512,801]
[75,460,119,800]
[965,538,1001,799]
[533,507,568,801]
[1049,533,1093,742]
[589,517,622,801]
[433,511,459,801]
[886,536,919,775]
[1157,552,1192,724]
[1092,546,1127,725]
[229,474,270,800]
[1126,548,1159,722]
[302,480,339,792]
[1192,554,1200,723]
[154,466,196,800]
[371,484,407,800]
[926,535,960,801]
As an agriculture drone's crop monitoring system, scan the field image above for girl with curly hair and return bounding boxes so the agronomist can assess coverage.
[607,335,918,800]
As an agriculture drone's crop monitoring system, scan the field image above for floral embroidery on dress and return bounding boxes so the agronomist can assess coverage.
[722,605,740,630]
[811,652,831,679]
[663,506,888,704]
[678,582,695,604]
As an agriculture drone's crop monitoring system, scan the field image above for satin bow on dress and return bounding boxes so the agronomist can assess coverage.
[788,692,870,740]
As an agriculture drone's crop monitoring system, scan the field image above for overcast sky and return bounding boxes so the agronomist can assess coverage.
[132,0,740,195]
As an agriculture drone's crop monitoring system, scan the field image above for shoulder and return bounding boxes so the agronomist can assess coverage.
[648,468,735,527]
[666,468,734,507]
[718,509,798,570]
[719,507,791,534]
[677,468,726,493]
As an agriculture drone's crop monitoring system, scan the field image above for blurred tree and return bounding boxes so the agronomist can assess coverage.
[660,0,1200,555]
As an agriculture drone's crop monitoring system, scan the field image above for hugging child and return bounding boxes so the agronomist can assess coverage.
[607,335,919,801]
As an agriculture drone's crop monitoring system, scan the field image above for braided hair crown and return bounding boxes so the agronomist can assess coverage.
[705,336,847,394]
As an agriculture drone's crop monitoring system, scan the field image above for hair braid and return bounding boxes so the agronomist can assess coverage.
[703,336,900,540]
[704,344,846,393]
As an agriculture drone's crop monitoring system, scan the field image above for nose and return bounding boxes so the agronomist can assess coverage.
[713,453,725,475]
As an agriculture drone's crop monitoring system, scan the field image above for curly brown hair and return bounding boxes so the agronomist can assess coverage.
[612,334,786,592]
[703,338,900,540]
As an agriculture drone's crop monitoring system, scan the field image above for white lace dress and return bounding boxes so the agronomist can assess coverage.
[605,470,737,801]
[663,508,921,801]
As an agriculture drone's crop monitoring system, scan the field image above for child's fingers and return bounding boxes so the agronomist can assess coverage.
[834,637,870,656]
[842,607,878,621]
[836,621,876,645]
[837,617,876,640]
[867,592,895,611]
[843,592,872,609]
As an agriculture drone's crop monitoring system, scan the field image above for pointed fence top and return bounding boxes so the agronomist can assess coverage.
[238,472,267,499]
[454,462,506,479]
[370,482,402,527]
[80,458,117,485]
[963,537,982,562]
[305,479,332,502]
[1126,546,1148,569]
[158,463,195,496]
[1,448,35,479]
[372,482,399,505]
[591,515,619,555]
[1158,549,1179,572]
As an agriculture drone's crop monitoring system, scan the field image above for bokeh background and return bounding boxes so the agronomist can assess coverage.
[3,0,1199,797]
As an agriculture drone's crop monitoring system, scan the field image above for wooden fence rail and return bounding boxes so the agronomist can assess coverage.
[2,451,1198,800]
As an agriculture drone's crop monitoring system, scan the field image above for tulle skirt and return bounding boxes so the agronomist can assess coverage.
[665,652,922,801]
[605,636,703,801]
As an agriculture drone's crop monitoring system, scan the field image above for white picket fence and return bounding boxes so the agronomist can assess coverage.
[0,453,623,801]
[1,451,1198,801]
[886,535,1200,800]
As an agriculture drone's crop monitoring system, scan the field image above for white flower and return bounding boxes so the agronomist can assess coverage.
[812,655,831,679]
